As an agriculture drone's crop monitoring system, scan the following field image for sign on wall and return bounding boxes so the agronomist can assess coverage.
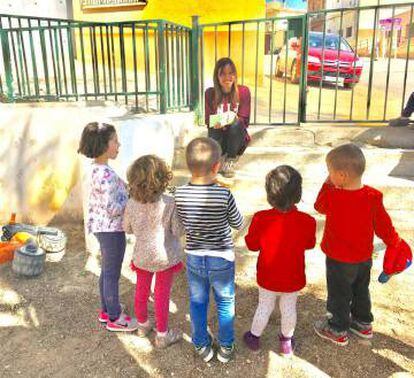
[81,0,147,10]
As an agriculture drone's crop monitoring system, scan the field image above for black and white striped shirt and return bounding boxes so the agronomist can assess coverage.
[174,183,243,260]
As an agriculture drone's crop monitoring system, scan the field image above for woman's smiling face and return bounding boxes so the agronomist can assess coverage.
[218,64,236,93]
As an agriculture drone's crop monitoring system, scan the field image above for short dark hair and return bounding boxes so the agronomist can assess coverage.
[77,122,116,158]
[326,143,365,177]
[265,165,302,211]
[186,137,222,175]
[127,155,173,203]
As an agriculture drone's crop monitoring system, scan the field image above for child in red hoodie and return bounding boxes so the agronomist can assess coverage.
[243,165,316,357]
[314,143,409,346]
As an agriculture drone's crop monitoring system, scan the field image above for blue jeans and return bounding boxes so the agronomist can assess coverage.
[95,232,126,320]
[186,254,235,347]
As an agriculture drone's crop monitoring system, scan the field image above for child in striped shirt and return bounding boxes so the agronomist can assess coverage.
[174,137,243,363]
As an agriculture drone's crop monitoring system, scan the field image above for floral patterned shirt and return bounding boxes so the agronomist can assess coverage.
[87,163,128,234]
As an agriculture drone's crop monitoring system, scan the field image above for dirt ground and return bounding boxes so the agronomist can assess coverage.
[0,221,413,378]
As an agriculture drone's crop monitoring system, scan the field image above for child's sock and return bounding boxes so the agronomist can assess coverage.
[157,331,167,337]
[138,319,150,327]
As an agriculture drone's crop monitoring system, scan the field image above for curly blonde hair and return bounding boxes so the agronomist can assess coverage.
[127,155,173,203]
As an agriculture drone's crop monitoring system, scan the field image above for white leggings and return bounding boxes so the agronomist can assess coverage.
[250,287,298,338]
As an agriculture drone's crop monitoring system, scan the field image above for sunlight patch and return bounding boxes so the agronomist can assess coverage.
[266,350,330,378]
[0,310,29,328]
[372,349,414,372]
[0,288,22,306]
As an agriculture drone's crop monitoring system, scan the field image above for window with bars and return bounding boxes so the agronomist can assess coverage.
[81,0,147,10]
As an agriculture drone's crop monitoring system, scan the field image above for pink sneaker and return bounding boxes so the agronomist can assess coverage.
[106,313,138,332]
[98,311,109,323]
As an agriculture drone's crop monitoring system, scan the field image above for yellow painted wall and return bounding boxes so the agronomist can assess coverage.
[73,0,265,27]
[72,0,266,90]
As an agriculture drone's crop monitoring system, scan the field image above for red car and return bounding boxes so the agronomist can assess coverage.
[275,32,363,88]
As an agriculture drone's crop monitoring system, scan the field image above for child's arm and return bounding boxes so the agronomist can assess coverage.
[314,179,333,215]
[97,168,127,218]
[170,202,185,237]
[244,213,260,251]
[373,192,400,247]
[123,201,133,234]
[227,191,243,230]
[306,216,317,250]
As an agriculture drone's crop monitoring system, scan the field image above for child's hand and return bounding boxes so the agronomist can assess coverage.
[214,122,223,129]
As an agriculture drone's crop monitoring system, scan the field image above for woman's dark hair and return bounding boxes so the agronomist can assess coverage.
[265,165,302,211]
[213,57,239,109]
[77,122,116,158]
[127,155,173,204]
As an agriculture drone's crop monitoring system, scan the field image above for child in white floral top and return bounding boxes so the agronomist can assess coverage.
[78,122,138,332]
[124,155,184,348]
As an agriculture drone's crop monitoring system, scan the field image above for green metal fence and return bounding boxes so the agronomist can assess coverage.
[0,15,191,112]
[2,2,414,124]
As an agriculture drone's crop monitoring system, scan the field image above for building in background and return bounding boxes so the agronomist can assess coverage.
[0,0,71,19]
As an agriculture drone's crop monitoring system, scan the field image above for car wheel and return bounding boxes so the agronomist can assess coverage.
[290,60,299,84]
[344,82,355,89]
[275,59,283,78]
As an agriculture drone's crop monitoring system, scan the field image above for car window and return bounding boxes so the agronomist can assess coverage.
[309,34,353,52]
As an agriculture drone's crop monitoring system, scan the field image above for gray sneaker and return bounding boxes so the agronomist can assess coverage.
[195,343,214,362]
[137,320,154,337]
[154,328,182,348]
[217,344,235,363]
[222,158,236,178]
[389,117,410,127]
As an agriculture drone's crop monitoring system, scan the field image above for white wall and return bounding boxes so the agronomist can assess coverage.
[0,0,68,19]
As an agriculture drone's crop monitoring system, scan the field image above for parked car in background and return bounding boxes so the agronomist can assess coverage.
[275,32,363,88]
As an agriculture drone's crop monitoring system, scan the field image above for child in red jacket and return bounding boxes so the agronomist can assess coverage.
[313,143,410,346]
[243,166,316,357]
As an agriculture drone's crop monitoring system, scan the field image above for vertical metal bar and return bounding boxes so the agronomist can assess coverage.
[110,25,117,101]
[366,7,379,120]
[214,25,217,63]
[171,25,176,108]
[9,28,22,96]
[99,25,107,99]
[268,20,275,124]
[119,24,127,104]
[66,23,77,99]
[241,22,245,85]
[144,24,150,111]
[79,25,88,99]
[317,13,327,120]
[190,16,200,112]
[349,8,360,121]
[253,21,259,124]
[0,29,14,100]
[105,25,112,95]
[200,27,204,114]
[333,10,344,120]
[228,23,231,57]
[165,24,170,108]
[53,26,62,96]
[17,19,30,96]
[89,26,98,98]
[132,23,138,109]
[283,27,288,124]
[47,21,59,95]
[185,29,190,106]
[154,26,160,109]
[27,19,39,96]
[180,28,185,107]
[92,26,100,98]
[176,26,181,109]
[299,15,309,124]
[157,21,167,113]
[383,6,395,121]
[402,5,414,115]
[39,27,50,95]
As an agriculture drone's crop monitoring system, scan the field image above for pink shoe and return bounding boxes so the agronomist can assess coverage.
[98,311,109,323]
[106,313,138,332]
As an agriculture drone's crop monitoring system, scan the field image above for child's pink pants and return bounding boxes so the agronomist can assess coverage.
[132,262,182,333]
